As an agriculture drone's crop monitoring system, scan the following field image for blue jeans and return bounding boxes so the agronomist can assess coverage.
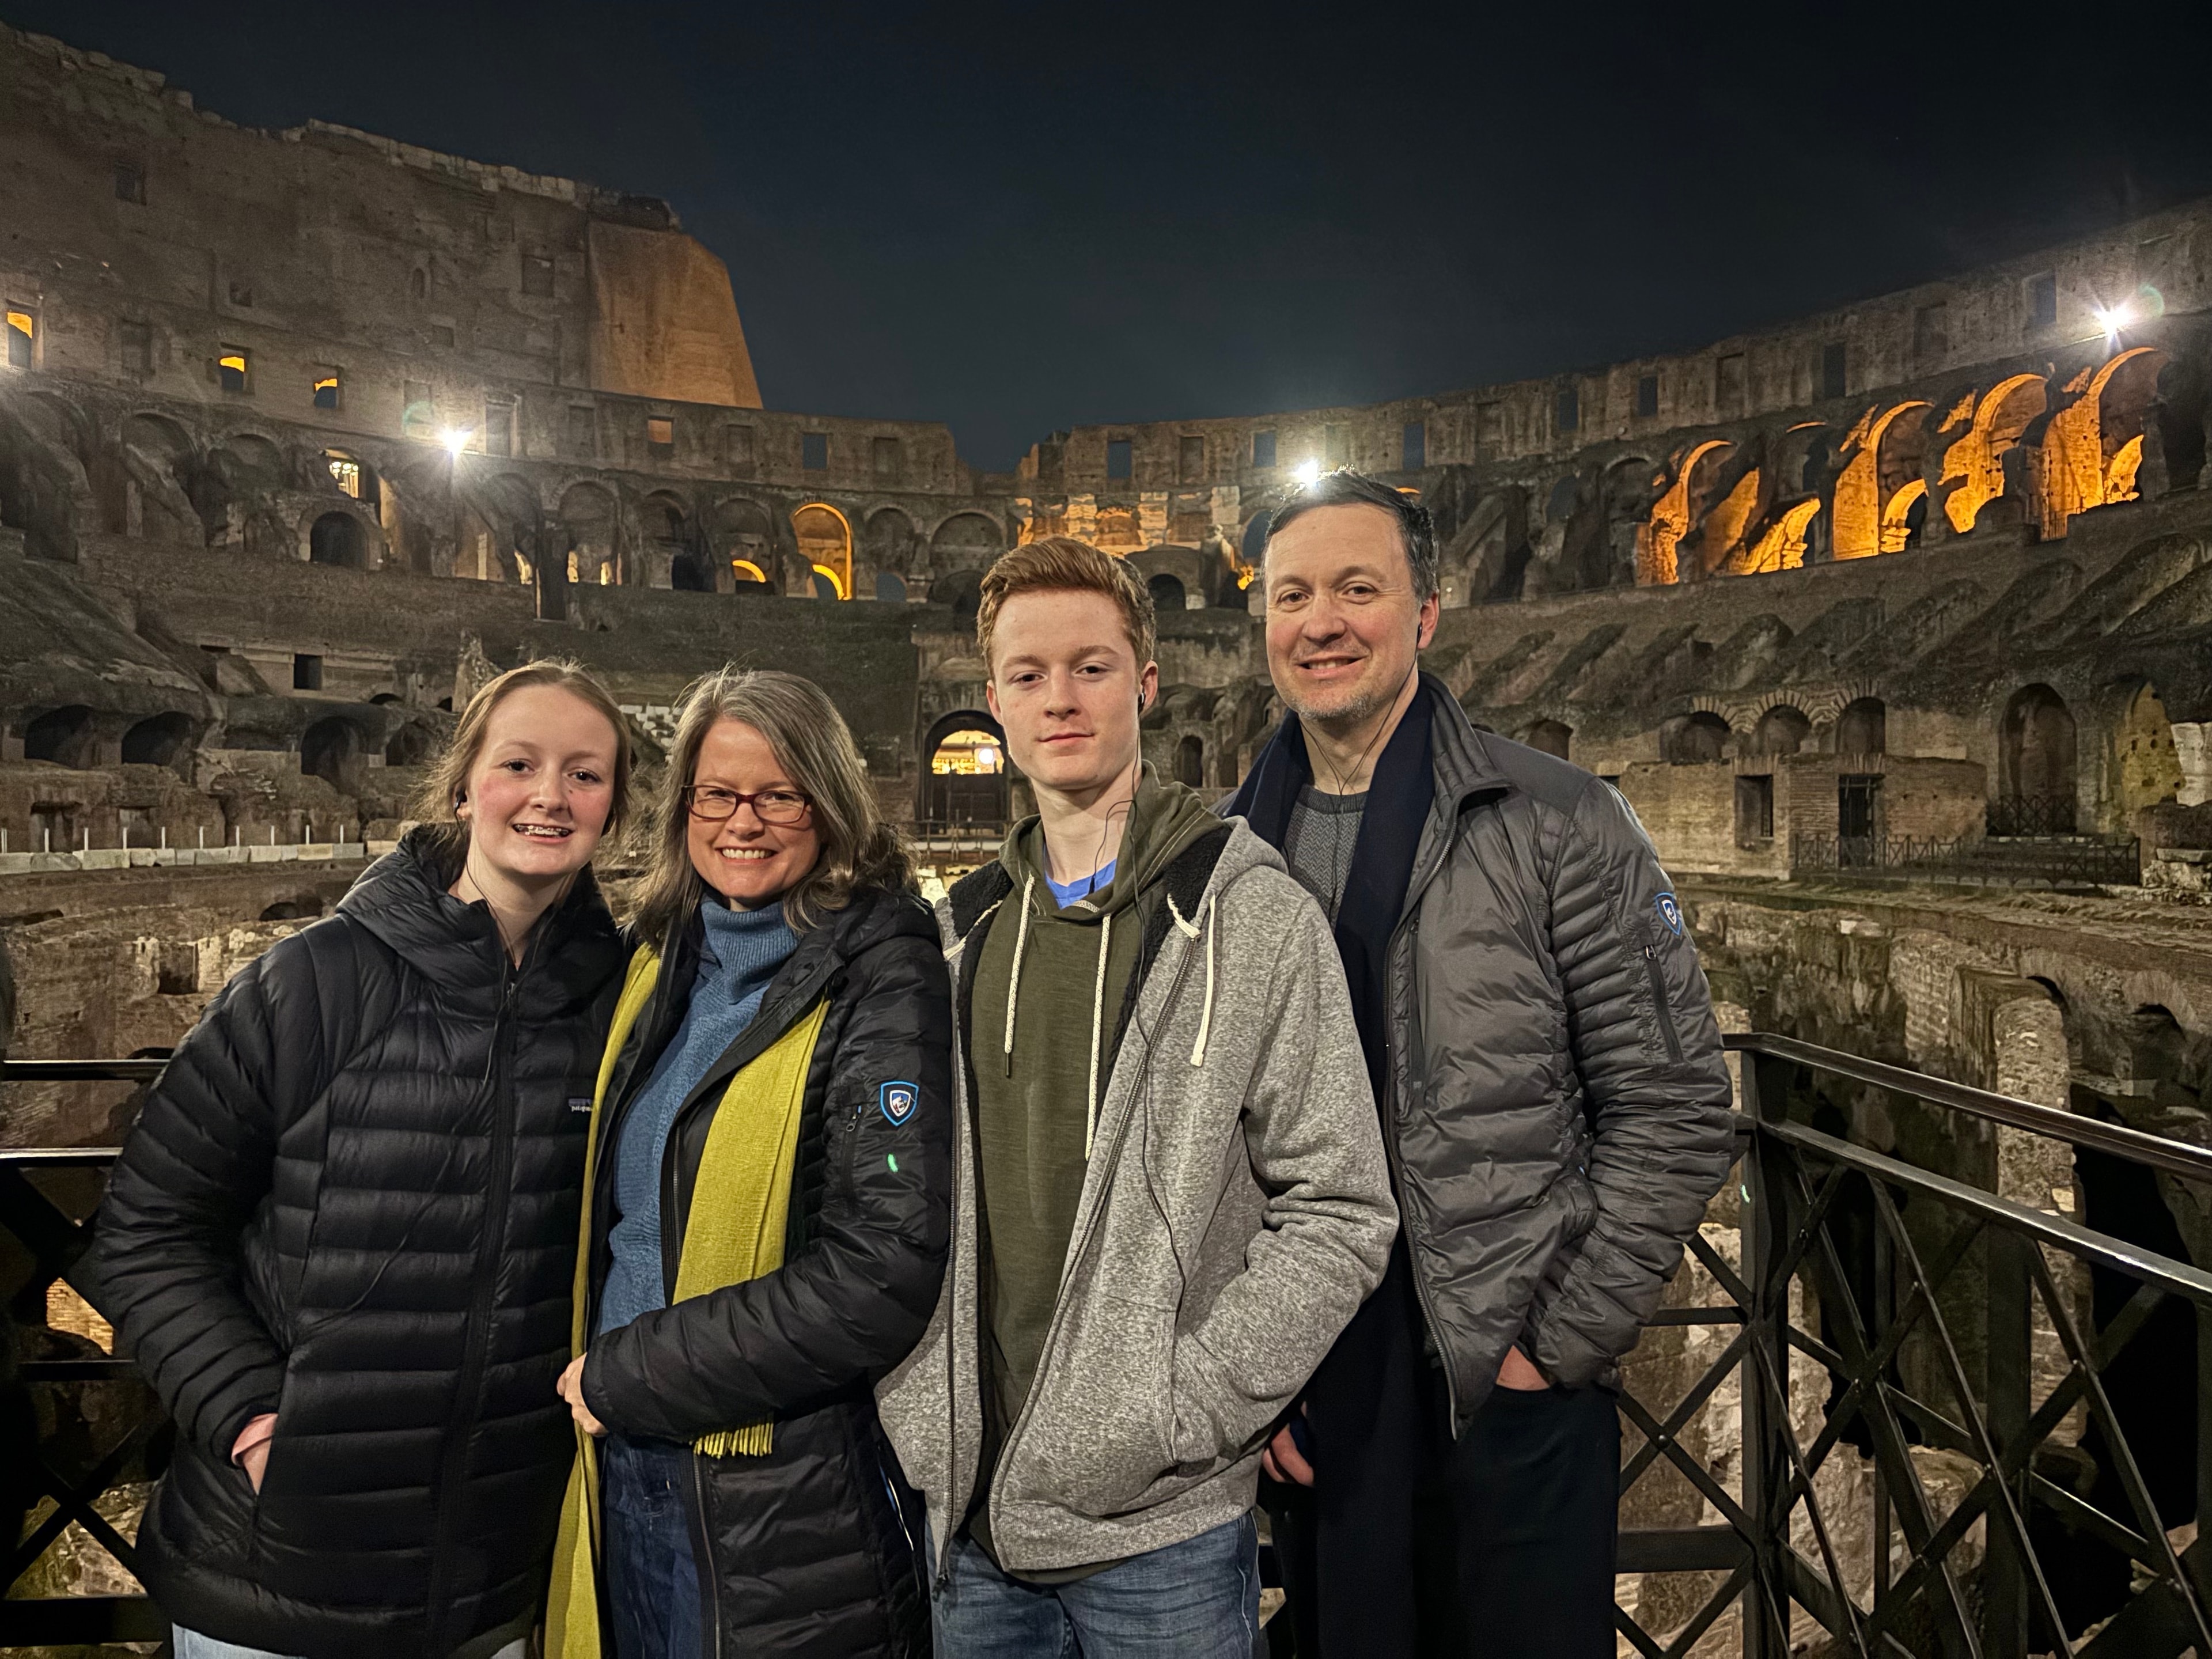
[601,1434,704,1659]
[171,1632,526,1659]
[931,1513,1260,1658]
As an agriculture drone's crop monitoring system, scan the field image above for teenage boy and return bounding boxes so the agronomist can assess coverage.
[1230,471,1737,1658]
[878,536,1397,1657]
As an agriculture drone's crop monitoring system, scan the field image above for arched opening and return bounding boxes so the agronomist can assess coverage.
[1940,374,2048,533]
[934,567,983,623]
[1524,719,1572,760]
[1147,573,1187,612]
[1836,697,1887,758]
[122,711,193,768]
[1832,402,1931,560]
[642,494,700,590]
[865,507,917,586]
[324,449,381,512]
[1638,441,1732,585]
[385,721,440,767]
[730,560,771,590]
[1753,705,1811,757]
[1659,710,1731,764]
[300,717,363,793]
[2041,347,2168,539]
[931,512,1006,576]
[24,705,95,767]
[2113,681,2183,816]
[792,503,853,600]
[1996,684,2077,832]
[1175,734,1205,787]
[559,483,620,586]
[309,510,366,568]
[874,570,908,603]
[922,711,1010,826]
[711,497,773,592]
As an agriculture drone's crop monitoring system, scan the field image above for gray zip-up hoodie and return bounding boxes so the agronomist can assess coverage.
[876,815,1397,1577]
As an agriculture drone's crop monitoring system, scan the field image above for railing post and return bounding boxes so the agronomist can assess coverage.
[1982,1224,2033,1656]
[1740,1048,1793,1659]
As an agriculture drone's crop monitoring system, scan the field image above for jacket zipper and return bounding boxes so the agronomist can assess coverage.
[691,1452,725,1659]
[1643,940,1684,1061]
[425,959,520,1646]
[936,908,990,1590]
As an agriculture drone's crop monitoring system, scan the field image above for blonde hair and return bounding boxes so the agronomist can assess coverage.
[975,536,1156,673]
[627,666,912,942]
[410,658,635,853]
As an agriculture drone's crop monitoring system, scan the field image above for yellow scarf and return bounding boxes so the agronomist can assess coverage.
[546,944,830,1658]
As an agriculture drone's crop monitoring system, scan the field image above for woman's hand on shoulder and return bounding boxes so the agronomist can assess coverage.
[556,1354,608,1437]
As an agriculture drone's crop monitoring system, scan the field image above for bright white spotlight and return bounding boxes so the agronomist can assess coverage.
[2094,301,2135,340]
[1292,458,1321,487]
[439,427,473,457]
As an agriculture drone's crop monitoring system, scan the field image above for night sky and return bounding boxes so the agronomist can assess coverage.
[20,3,2212,471]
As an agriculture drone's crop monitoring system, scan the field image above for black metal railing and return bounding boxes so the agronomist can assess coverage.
[1988,794,2081,838]
[910,819,1012,850]
[1611,1033,2212,1657]
[1792,831,2142,887]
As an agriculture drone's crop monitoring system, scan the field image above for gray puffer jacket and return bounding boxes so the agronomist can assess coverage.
[1230,679,1737,1429]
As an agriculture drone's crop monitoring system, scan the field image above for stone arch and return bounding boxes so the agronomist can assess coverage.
[1998,684,2077,824]
[1638,441,1732,585]
[23,704,96,767]
[1753,704,1812,757]
[300,716,365,793]
[792,503,853,600]
[385,719,441,767]
[931,512,1007,575]
[122,711,195,768]
[1941,374,2047,533]
[1147,573,1187,612]
[1175,733,1205,788]
[1833,401,1931,559]
[933,566,983,622]
[1836,696,1887,757]
[559,482,620,586]
[1524,718,1572,759]
[2040,347,2168,539]
[865,506,918,584]
[921,708,1009,825]
[116,411,202,544]
[309,510,366,568]
[640,491,700,590]
[710,495,773,590]
[1659,710,1731,764]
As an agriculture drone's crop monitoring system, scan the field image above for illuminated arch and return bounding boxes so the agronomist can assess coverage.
[730,559,768,584]
[2040,346,2165,539]
[1880,478,1928,554]
[1939,373,2047,533]
[1737,498,1822,575]
[1832,401,1929,560]
[1636,440,1730,585]
[791,502,853,600]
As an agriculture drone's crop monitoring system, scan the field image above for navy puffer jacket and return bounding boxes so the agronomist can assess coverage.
[91,829,625,1658]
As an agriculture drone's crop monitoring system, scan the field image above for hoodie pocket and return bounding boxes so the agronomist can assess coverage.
[1012,1292,1177,1517]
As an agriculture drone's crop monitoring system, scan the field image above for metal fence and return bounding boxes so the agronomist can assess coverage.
[12,1041,2212,1656]
[1987,794,2081,838]
[1792,831,2142,888]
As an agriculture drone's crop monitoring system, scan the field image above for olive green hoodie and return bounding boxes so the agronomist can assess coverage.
[967,768,1222,1562]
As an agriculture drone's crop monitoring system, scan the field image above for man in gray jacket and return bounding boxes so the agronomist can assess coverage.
[877,536,1397,1657]
[1228,471,1738,1657]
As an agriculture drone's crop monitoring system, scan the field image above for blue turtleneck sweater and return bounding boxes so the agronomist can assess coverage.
[597,899,800,1339]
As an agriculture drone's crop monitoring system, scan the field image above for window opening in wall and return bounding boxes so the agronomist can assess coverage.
[646,416,675,452]
[1717,354,1747,416]
[726,424,755,475]
[217,347,249,394]
[293,653,323,692]
[1838,774,1882,865]
[120,320,153,374]
[802,431,829,471]
[228,281,254,308]
[1913,302,1949,368]
[1734,775,1775,846]
[1636,374,1660,418]
[1106,438,1134,480]
[521,252,555,297]
[1554,385,1579,434]
[2028,271,2058,329]
[1252,429,1277,469]
[873,435,902,480]
[430,323,456,349]
[327,455,361,497]
[1821,342,1848,400]
[312,372,342,411]
[1402,421,1425,471]
[6,310,35,369]
[402,381,433,438]
[1175,734,1204,788]
[1179,434,1205,482]
[114,161,145,203]
[410,267,429,301]
[484,400,515,458]
[568,406,597,457]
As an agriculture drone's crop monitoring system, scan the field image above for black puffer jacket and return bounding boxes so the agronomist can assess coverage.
[91,830,625,1658]
[1232,679,1737,1427]
[578,884,951,1658]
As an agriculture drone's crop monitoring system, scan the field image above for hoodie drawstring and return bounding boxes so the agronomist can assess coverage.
[1001,875,1034,1075]
[1084,911,1113,1158]
[1166,893,1219,1069]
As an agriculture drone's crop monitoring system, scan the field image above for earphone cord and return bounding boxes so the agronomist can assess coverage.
[1081,694,1148,901]
[1311,662,1418,923]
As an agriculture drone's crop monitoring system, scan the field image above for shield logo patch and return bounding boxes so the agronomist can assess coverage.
[1655,892,1684,937]
[879,1081,919,1126]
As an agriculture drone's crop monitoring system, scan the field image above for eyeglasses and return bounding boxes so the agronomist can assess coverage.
[683,785,813,827]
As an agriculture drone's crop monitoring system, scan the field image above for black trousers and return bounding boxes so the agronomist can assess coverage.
[1267,1350,1620,1658]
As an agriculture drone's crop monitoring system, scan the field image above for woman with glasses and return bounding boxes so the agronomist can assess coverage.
[548,666,950,1659]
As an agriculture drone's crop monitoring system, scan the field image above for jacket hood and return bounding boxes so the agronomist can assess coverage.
[1000,767,1222,923]
[339,826,622,1013]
